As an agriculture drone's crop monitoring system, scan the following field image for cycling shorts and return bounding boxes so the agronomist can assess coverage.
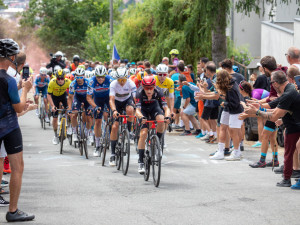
[140,102,164,129]
[115,96,135,114]
[35,86,48,98]
[51,93,68,118]
[0,128,23,155]
[94,96,110,119]
[72,96,90,112]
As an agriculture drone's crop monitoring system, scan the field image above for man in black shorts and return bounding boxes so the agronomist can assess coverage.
[135,76,170,174]
[0,39,35,222]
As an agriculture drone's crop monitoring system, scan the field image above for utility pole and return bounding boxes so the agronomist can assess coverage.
[110,0,113,41]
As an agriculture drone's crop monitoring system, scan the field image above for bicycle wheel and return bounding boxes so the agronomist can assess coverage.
[39,103,44,129]
[67,125,72,145]
[115,140,122,170]
[60,120,65,154]
[102,124,110,166]
[81,120,88,159]
[134,121,140,153]
[121,129,130,175]
[151,135,161,187]
[144,150,150,181]
[42,108,46,130]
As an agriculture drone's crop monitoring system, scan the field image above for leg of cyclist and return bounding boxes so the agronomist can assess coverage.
[71,112,78,142]
[137,126,148,174]
[34,87,39,116]
[126,105,134,143]
[109,120,119,166]
[94,118,102,156]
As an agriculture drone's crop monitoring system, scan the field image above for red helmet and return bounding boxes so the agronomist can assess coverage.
[142,75,156,87]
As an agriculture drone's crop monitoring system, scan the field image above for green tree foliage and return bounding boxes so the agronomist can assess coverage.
[20,0,120,57]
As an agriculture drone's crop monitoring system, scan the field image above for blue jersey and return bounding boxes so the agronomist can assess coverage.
[87,76,111,98]
[0,70,20,138]
[34,75,50,88]
[69,78,89,98]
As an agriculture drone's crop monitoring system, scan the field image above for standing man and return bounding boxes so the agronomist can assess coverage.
[0,39,35,222]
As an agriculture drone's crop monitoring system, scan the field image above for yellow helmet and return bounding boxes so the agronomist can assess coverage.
[55,69,65,79]
[169,49,179,55]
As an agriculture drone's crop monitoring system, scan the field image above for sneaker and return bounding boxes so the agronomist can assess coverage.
[175,125,184,131]
[67,127,73,135]
[274,165,284,174]
[138,163,145,174]
[163,142,167,149]
[6,209,35,222]
[249,161,266,168]
[52,136,59,145]
[209,137,217,144]
[195,133,205,138]
[179,130,192,136]
[192,130,201,135]
[45,117,50,123]
[3,167,11,174]
[252,141,262,148]
[200,134,210,141]
[0,188,9,194]
[35,109,39,116]
[205,135,214,143]
[93,147,101,157]
[265,161,279,167]
[88,136,94,146]
[109,156,116,166]
[225,150,242,161]
[276,179,291,187]
[1,179,8,188]
[210,151,224,160]
[291,170,300,178]
[291,179,300,189]
[72,133,78,142]
[0,195,9,207]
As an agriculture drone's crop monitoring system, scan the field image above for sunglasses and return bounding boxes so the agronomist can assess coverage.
[118,78,127,82]
[144,86,155,90]
[96,76,105,79]
[57,77,64,81]
[76,76,84,80]
[158,73,167,77]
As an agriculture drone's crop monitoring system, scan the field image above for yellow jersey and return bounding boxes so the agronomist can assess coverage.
[48,78,71,97]
[154,75,174,97]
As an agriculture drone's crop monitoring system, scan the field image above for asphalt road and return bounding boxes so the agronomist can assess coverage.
[0,111,299,225]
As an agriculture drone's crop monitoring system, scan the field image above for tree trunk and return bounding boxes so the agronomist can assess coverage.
[211,6,227,66]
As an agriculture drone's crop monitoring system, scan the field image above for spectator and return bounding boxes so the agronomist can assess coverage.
[0,39,35,221]
[69,55,81,71]
[220,59,245,84]
[187,64,195,83]
[286,46,300,70]
[253,63,270,91]
[46,51,66,72]
[162,57,169,66]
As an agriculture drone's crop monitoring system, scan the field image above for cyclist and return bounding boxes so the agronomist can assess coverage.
[86,65,111,156]
[69,55,81,71]
[34,67,50,122]
[135,76,170,174]
[47,69,72,145]
[154,64,175,114]
[67,67,92,143]
[109,67,137,166]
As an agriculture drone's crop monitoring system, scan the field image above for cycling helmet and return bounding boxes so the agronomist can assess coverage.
[47,69,53,76]
[39,67,48,75]
[85,71,91,78]
[130,68,136,75]
[90,70,95,77]
[77,64,85,69]
[110,70,117,79]
[74,67,85,76]
[53,65,62,74]
[0,39,19,57]
[142,75,156,87]
[73,55,80,62]
[156,64,169,74]
[55,69,65,79]
[169,49,179,55]
[63,68,70,74]
[66,73,75,81]
[95,65,107,77]
[137,71,148,81]
[54,51,63,58]
[115,67,128,79]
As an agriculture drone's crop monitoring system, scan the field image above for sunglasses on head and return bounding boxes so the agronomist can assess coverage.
[158,73,167,77]
[239,81,244,90]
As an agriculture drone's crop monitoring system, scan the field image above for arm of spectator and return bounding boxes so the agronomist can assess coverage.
[182,81,200,92]
[17,103,38,117]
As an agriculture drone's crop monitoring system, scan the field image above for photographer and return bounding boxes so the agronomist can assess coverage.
[46,51,66,71]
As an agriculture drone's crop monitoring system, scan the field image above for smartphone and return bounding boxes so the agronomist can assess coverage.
[294,75,300,89]
[22,67,30,80]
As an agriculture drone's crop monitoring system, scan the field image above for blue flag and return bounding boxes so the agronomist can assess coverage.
[112,44,120,61]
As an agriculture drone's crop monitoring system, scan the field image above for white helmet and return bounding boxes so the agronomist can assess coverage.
[129,68,136,75]
[116,67,128,79]
[63,68,70,74]
[75,67,85,76]
[95,65,107,77]
[156,64,168,74]
[55,51,63,57]
[110,70,117,79]
[85,71,91,78]
[90,70,95,77]
[53,65,62,73]
[39,67,47,75]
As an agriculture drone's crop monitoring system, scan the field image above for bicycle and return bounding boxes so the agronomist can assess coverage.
[38,93,50,130]
[99,113,112,166]
[143,120,164,187]
[56,108,68,155]
[114,113,135,175]
[133,116,141,153]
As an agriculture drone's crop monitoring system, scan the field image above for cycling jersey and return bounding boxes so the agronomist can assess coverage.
[136,86,167,109]
[129,75,140,88]
[109,79,137,102]
[154,75,174,98]
[47,78,71,97]
[87,76,111,98]
[69,78,89,98]
[34,75,50,88]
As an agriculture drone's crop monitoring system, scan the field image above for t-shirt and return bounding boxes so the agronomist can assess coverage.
[204,74,219,108]
[231,72,245,85]
[182,83,197,108]
[69,78,89,98]
[109,79,137,102]
[253,74,269,91]
[171,73,180,97]
[0,69,20,138]
[87,76,111,98]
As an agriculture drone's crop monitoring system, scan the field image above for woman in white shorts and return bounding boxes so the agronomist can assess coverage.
[210,70,244,160]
